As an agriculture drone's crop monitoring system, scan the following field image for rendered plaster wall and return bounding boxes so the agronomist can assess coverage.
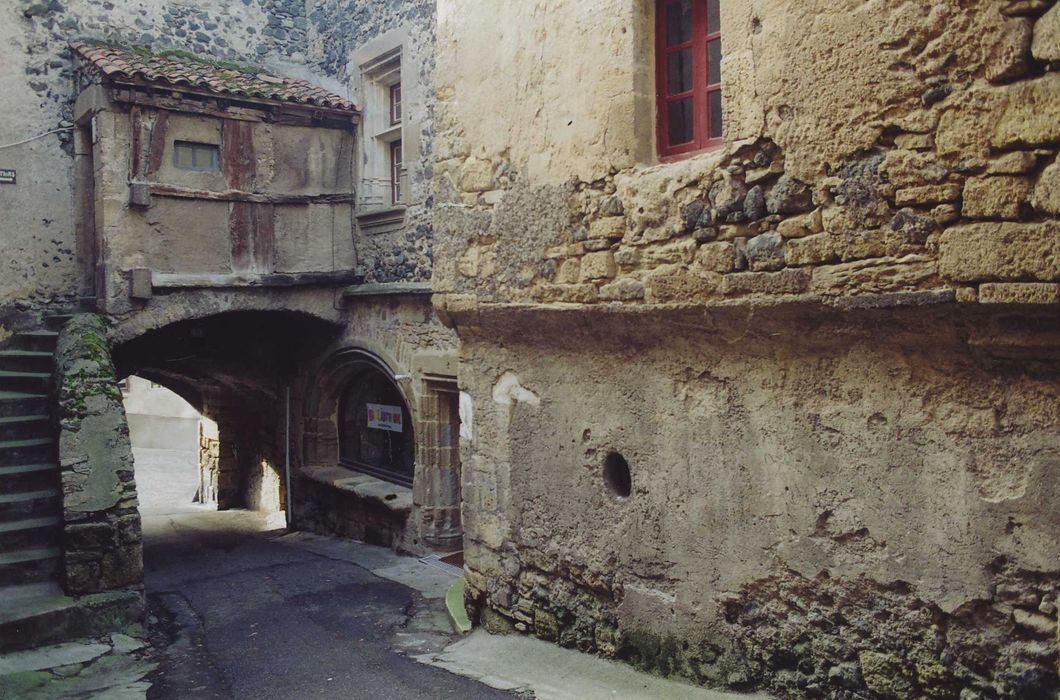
[0,0,331,311]
[87,101,355,312]
[457,306,1060,698]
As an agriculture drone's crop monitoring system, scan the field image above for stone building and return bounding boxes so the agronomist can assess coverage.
[0,0,460,649]
[431,1,1060,698]
[1,0,1058,698]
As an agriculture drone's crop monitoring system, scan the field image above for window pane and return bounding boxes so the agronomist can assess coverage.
[391,140,403,203]
[175,144,194,168]
[667,48,693,94]
[390,83,402,124]
[665,0,692,46]
[707,0,721,33]
[339,367,415,486]
[667,98,694,145]
[707,39,722,85]
[708,90,723,139]
[174,141,219,171]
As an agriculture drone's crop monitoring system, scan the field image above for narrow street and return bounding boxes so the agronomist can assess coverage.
[142,508,516,700]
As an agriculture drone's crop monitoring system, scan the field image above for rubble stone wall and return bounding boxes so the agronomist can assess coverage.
[433,0,1059,310]
[0,0,330,309]
[434,0,1060,697]
[306,0,437,284]
[54,313,143,597]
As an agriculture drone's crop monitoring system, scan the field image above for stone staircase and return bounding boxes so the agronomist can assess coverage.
[0,314,146,654]
[0,318,65,591]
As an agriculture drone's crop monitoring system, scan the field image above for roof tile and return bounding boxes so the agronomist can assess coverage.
[70,41,356,113]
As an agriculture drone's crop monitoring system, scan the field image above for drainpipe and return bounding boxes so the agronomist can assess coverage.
[284,385,293,528]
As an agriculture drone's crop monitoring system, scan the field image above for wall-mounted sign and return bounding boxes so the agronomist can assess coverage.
[366,403,403,432]
[0,170,15,184]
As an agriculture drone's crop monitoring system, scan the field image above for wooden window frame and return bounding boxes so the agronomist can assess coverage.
[173,141,220,172]
[655,0,723,161]
[390,139,403,205]
[389,83,402,126]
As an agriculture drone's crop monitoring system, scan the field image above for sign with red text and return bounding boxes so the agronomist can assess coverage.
[366,403,403,432]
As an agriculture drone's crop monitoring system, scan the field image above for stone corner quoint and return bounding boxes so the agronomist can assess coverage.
[0,0,1058,698]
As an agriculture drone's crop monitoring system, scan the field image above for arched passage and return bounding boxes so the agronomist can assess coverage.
[121,376,211,515]
[113,310,343,515]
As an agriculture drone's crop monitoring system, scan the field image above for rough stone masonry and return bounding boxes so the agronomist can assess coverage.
[432,1,1060,698]
[0,0,1058,698]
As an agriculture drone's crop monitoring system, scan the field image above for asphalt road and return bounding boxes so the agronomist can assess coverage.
[141,510,517,699]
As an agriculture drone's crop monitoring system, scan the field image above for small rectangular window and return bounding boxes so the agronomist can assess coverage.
[389,83,402,125]
[390,140,403,204]
[655,0,723,159]
[173,141,220,172]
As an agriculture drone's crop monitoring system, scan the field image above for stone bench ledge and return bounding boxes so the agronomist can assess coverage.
[299,464,413,515]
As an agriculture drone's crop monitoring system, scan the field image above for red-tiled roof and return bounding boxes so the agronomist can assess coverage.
[70,41,356,112]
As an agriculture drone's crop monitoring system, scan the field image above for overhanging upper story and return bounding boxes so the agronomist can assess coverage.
[70,41,361,315]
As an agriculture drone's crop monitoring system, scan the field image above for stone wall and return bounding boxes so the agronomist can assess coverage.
[295,294,461,553]
[0,0,330,310]
[433,1,1060,697]
[455,304,1060,698]
[53,313,143,597]
[432,0,1059,311]
[305,0,437,284]
[197,417,220,506]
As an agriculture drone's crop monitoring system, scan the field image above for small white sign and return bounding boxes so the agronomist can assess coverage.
[366,403,403,432]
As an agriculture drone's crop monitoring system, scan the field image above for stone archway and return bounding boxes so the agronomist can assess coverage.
[300,345,463,552]
[112,309,343,515]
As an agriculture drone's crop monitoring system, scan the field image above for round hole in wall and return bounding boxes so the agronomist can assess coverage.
[603,452,632,499]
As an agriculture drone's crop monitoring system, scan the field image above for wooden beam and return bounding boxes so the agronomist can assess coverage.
[109,84,359,128]
[147,183,354,205]
[151,270,360,289]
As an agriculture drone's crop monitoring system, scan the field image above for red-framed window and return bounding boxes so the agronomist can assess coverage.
[655,0,723,159]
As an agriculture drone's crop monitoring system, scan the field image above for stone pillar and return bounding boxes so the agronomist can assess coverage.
[197,416,220,506]
[54,314,144,597]
[416,381,463,550]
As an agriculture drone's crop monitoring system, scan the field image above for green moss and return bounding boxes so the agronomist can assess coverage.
[0,670,51,698]
[615,627,754,690]
[81,38,267,76]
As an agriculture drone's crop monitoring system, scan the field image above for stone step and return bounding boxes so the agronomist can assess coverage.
[0,414,51,441]
[0,547,60,587]
[44,314,75,332]
[0,587,144,653]
[0,437,54,467]
[0,349,53,373]
[0,516,60,550]
[0,489,60,522]
[0,370,50,394]
[0,391,48,419]
[9,331,59,353]
[0,463,58,493]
